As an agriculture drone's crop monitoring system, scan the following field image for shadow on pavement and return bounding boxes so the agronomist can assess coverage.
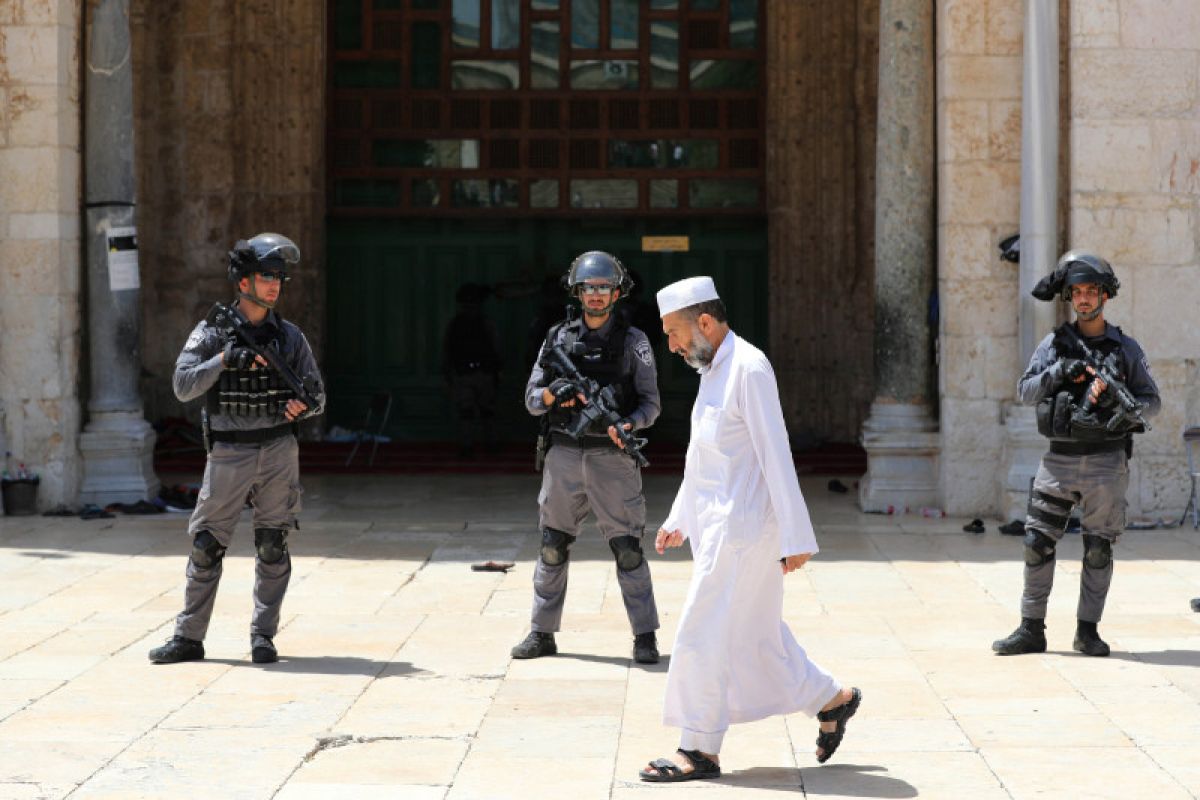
[271,657,428,677]
[797,764,919,798]
[551,651,671,670]
[1109,650,1200,668]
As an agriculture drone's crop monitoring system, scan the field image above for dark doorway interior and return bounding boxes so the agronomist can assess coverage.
[325,215,766,442]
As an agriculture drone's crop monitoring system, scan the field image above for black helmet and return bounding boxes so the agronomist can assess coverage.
[227,232,300,282]
[1058,249,1119,299]
[564,251,633,296]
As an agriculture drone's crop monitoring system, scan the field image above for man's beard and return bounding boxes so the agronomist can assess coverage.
[1075,298,1104,322]
[683,324,715,371]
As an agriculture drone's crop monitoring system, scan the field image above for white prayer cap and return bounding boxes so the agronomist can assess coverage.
[657,276,720,317]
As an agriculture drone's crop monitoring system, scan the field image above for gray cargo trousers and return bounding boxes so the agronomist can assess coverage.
[1022,449,1128,623]
[531,440,659,635]
[175,435,301,641]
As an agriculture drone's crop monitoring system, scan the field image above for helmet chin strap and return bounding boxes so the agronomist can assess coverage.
[239,274,278,310]
[1075,296,1104,322]
[583,303,612,318]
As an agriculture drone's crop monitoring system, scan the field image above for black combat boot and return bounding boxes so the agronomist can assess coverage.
[633,632,660,664]
[251,633,278,664]
[1190,597,1200,612]
[511,631,557,659]
[148,635,205,664]
[991,618,1047,655]
[1073,620,1110,657]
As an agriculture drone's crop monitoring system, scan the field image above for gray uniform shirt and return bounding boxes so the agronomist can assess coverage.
[525,315,661,431]
[1018,322,1161,417]
[174,308,326,432]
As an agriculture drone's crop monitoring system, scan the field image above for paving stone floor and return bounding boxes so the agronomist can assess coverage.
[1,472,1199,798]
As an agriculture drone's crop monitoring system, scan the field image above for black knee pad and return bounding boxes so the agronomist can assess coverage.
[539,527,575,566]
[1023,529,1057,566]
[190,530,226,568]
[254,528,289,564]
[608,534,644,571]
[1082,534,1113,570]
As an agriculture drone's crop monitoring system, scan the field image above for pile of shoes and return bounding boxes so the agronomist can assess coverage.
[158,484,199,512]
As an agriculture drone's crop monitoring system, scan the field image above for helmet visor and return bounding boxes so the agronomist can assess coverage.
[248,234,301,265]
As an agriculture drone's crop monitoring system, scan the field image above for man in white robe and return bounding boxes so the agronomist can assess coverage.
[639,276,861,782]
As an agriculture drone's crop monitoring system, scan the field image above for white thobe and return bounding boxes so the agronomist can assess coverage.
[661,330,839,754]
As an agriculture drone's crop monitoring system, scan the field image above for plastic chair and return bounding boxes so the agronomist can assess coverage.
[1184,427,1200,529]
[345,391,392,467]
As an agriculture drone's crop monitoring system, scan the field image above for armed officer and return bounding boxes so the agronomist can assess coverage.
[149,233,325,665]
[993,251,1159,658]
[511,251,663,664]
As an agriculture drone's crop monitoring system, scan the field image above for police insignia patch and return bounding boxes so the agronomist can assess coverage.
[635,341,654,367]
[186,327,206,350]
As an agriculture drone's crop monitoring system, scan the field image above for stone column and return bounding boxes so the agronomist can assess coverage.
[79,0,159,504]
[1001,0,1060,522]
[858,0,939,512]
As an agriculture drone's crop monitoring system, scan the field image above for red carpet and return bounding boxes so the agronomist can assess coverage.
[154,440,866,476]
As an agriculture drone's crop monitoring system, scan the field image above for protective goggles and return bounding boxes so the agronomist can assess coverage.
[578,283,617,295]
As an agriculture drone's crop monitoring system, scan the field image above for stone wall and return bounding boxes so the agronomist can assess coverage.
[0,1,83,508]
[935,0,1024,514]
[129,0,325,428]
[1069,0,1200,517]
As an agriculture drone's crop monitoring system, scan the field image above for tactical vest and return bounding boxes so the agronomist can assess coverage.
[545,316,639,435]
[1035,323,1130,449]
[206,323,297,418]
[1050,323,1126,408]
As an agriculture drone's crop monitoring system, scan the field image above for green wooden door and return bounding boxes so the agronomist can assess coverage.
[325,216,766,442]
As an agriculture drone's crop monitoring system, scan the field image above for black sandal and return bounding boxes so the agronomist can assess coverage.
[639,748,721,782]
[815,687,862,764]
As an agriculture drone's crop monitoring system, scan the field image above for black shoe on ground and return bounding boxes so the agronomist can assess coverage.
[1073,620,1110,657]
[511,631,557,659]
[633,632,660,664]
[251,634,278,664]
[1191,597,1200,613]
[992,618,1047,655]
[148,635,205,664]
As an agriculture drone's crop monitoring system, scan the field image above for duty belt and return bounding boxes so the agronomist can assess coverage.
[1048,439,1126,456]
[550,432,619,451]
[209,422,297,446]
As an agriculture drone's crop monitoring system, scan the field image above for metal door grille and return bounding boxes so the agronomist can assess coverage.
[328,0,764,216]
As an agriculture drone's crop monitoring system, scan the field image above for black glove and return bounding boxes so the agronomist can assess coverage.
[224,340,258,370]
[1061,358,1087,382]
[547,377,579,406]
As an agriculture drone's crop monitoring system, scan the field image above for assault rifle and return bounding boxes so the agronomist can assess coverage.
[541,342,650,467]
[1060,325,1151,433]
[205,301,322,412]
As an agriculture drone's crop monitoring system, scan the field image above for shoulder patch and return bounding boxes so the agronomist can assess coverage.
[634,339,654,367]
[185,325,208,350]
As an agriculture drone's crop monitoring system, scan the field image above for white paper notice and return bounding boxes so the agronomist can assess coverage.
[107,226,140,292]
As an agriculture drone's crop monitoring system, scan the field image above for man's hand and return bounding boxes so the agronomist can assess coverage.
[781,553,813,575]
[1062,358,1087,382]
[223,341,266,370]
[655,528,684,554]
[608,420,633,449]
[1087,370,1108,405]
[283,398,308,421]
[544,378,584,408]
